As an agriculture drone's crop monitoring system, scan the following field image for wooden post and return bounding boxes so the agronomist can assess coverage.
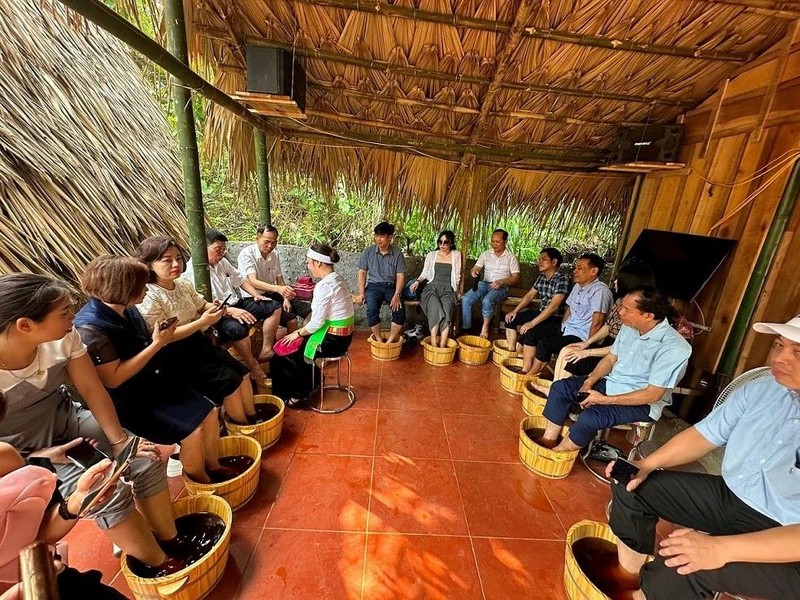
[164,0,211,299]
[254,129,272,226]
[611,175,643,276]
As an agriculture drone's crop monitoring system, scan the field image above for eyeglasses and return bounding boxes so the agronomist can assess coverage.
[209,244,227,254]
[438,240,450,246]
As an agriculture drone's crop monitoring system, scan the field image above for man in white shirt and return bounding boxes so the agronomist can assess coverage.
[461,229,520,339]
[237,224,311,333]
[184,228,281,381]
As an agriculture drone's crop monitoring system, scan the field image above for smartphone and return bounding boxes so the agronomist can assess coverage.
[576,391,590,402]
[159,316,179,330]
[610,457,640,485]
[65,440,108,470]
[215,293,233,312]
[78,437,140,517]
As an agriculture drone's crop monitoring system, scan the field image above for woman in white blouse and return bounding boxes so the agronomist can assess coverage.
[410,230,462,347]
[272,243,355,406]
[133,237,255,424]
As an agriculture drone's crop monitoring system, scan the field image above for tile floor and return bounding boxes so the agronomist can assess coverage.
[63,332,623,599]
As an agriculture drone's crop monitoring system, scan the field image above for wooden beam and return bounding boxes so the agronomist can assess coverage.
[754,20,799,140]
[276,122,603,164]
[304,108,603,157]
[292,0,749,62]
[700,78,730,158]
[195,27,697,107]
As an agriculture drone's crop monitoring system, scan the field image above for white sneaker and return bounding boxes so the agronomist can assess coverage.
[112,543,122,558]
[166,445,182,477]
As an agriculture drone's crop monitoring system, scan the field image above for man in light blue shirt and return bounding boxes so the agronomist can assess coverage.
[538,286,691,452]
[521,253,613,376]
[608,316,800,600]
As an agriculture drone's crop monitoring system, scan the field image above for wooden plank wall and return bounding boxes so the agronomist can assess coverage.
[625,39,800,376]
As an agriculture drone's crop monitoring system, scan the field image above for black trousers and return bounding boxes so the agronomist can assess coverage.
[609,470,800,599]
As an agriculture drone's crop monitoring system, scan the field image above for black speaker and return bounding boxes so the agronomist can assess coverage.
[245,47,306,111]
[608,124,684,163]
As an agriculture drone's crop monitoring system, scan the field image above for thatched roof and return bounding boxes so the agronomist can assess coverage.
[0,0,186,280]
[188,0,794,233]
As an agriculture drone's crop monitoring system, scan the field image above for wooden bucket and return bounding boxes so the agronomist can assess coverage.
[457,335,492,366]
[499,358,534,395]
[368,333,402,361]
[522,378,552,416]
[253,361,272,394]
[121,494,232,600]
[492,340,520,366]
[518,416,578,479]
[223,394,284,449]
[183,435,261,511]
[421,337,458,366]
[564,520,618,600]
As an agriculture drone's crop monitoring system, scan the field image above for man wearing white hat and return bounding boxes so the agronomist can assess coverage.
[607,316,800,600]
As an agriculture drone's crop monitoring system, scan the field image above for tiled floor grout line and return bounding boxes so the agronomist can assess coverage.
[442,408,488,600]
[358,370,382,600]
[232,526,267,599]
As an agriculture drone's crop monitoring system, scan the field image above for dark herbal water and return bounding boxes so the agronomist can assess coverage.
[209,455,255,483]
[572,537,639,600]
[128,512,225,578]
[248,403,280,424]
[523,428,563,448]
[507,364,524,374]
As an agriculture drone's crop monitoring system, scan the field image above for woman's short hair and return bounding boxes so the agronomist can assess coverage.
[310,242,340,264]
[82,256,149,305]
[134,236,187,283]
[0,273,73,334]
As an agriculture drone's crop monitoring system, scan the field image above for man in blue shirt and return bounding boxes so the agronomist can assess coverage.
[538,286,691,453]
[608,316,800,600]
[354,222,406,343]
[521,253,613,376]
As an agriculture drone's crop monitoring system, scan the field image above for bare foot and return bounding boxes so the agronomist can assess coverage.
[249,364,268,381]
[479,331,490,339]
[534,436,558,449]
[257,349,274,361]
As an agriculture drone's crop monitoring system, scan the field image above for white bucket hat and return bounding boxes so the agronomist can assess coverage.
[753,316,800,344]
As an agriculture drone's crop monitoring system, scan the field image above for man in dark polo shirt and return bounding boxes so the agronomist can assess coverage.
[354,222,406,343]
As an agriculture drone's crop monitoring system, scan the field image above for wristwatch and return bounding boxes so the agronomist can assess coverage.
[58,496,79,520]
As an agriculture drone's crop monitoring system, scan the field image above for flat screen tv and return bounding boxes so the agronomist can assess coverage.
[621,229,736,302]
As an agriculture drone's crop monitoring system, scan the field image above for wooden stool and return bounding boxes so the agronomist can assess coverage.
[310,353,355,414]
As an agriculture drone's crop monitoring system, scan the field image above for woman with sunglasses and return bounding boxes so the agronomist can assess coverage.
[409,231,462,348]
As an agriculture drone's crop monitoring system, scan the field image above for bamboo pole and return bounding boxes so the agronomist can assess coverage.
[254,129,272,226]
[165,0,210,300]
[196,28,697,108]
[717,158,800,379]
[611,175,643,276]
[54,0,277,136]
[292,0,750,62]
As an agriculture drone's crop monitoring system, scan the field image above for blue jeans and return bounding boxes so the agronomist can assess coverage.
[542,376,652,447]
[365,282,405,327]
[460,281,509,329]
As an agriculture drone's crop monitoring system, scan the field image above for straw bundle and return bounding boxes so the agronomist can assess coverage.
[183,435,262,511]
[0,0,186,280]
[121,494,232,600]
[224,394,285,449]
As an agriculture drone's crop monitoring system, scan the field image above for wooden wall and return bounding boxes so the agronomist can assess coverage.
[625,37,800,376]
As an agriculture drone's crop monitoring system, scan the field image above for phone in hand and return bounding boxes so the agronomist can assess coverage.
[576,391,590,402]
[159,315,179,331]
[215,293,233,312]
[78,437,140,517]
[65,440,109,470]
[610,457,640,486]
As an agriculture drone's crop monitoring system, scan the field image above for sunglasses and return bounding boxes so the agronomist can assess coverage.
[438,240,451,245]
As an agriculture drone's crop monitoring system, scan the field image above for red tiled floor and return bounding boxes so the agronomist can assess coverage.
[59,332,623,599]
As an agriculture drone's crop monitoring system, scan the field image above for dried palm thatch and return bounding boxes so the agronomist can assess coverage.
[189,0,793,234]
[0,0,186,281]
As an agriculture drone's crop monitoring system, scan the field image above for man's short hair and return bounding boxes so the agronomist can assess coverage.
[257,224,279,237]
[205,227,228,246]
[492,229,509,241]
[579,252,605,274]
[541,247,563,266]
[628,286,671,321]
[374,221,395,236]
